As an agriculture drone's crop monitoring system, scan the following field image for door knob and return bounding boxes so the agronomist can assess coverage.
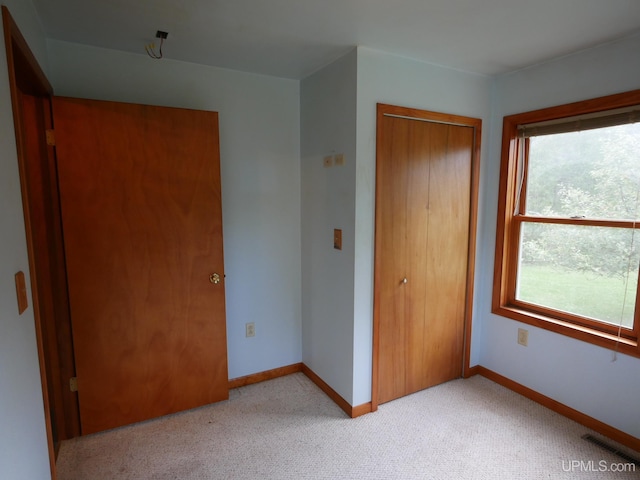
[209,273,221,284]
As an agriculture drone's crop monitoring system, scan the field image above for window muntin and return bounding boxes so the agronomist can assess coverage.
[493,90,640,355]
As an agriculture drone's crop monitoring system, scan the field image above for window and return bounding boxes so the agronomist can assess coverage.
[493,90,640,357]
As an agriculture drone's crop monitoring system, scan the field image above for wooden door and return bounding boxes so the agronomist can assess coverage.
[374,104,480,405]
[53,97,228,434]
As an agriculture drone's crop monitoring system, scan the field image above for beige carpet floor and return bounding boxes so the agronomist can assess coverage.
[56,373,639,479]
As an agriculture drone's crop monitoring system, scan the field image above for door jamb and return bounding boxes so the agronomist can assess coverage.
[371,103,482,411]
[2,6,76,478]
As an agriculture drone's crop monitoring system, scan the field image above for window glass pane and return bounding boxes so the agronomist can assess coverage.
[525,123,640,220]
[517,223,638,328]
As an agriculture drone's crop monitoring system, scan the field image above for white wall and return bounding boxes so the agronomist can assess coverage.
[301,49,358,404]
[353,48,493,405]
[0,2,53,479]
[46,40,302,380]
[479,33,640,438]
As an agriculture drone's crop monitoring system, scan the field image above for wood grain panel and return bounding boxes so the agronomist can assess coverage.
[376,116,410,403]
[422,124,472,388]
[53,98,228,434]
[374,104,478,406]
[404,119,436,395]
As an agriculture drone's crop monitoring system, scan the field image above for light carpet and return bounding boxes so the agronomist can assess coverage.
[56,373,639,479]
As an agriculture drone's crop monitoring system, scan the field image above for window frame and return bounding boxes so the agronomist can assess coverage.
[492,89,640,357]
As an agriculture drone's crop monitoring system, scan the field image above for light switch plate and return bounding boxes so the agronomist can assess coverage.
[323,155,333,168]
[334,229,342,250]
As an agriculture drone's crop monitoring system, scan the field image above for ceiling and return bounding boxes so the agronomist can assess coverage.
[31,0,640,79]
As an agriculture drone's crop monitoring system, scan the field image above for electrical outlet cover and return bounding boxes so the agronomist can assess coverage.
[246,322,255,337]
[517,328,528,346]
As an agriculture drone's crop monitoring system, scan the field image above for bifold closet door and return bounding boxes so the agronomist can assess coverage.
[376,109,474,404]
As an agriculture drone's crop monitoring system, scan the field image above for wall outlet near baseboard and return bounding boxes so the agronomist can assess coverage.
[517,328,528,346]
[246,322,255,337]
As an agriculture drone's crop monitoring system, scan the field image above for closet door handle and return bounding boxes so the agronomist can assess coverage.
[402,277,408,284]
[209,273,221,284]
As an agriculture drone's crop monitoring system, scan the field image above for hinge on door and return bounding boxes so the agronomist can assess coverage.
[45,129,55,146]
[69,377,78,392]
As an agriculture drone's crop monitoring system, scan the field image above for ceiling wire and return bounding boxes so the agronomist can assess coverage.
[145,37,164,59]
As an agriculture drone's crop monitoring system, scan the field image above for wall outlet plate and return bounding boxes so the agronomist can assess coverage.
[517,328,528,346]
[246,322,255,337]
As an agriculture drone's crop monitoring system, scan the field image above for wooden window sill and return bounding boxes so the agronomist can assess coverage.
[492,304,640,359]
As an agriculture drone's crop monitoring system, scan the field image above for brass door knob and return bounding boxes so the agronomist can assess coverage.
[209,273,221,284]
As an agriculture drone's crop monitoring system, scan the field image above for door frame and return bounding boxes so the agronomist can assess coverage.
[3,6,80,478]
[371,103,482,411]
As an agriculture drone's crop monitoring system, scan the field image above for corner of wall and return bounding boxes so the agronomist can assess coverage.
[300,49,358,405]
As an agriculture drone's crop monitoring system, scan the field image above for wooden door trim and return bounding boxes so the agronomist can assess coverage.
[372,103,482,411]
[2,5,58,479]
